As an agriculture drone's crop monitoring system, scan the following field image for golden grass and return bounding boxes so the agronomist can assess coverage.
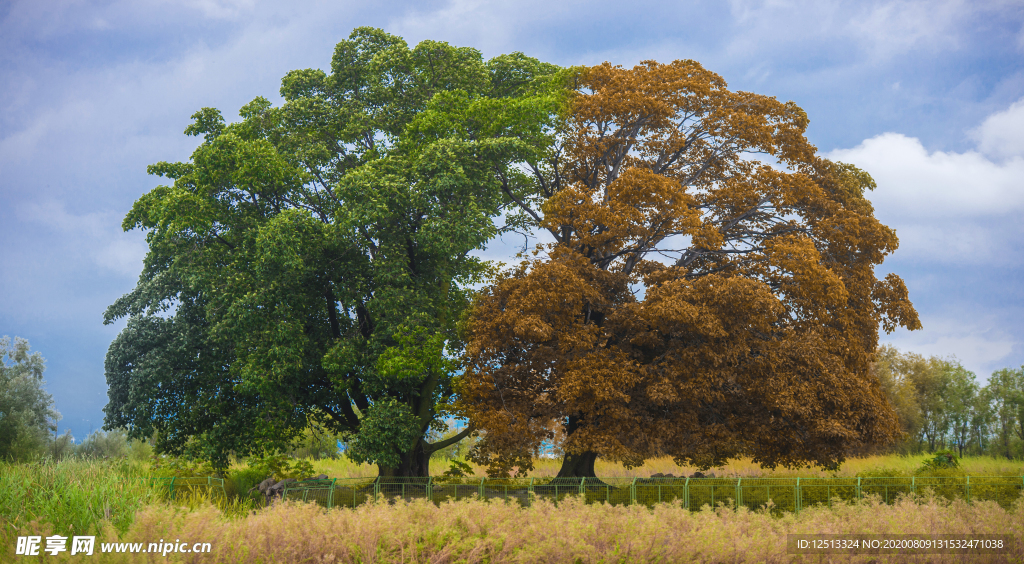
[24,493,1021,563]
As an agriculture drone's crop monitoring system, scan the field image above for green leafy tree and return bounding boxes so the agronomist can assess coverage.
[942,361,978,458]
[909,357,950,452]
[0,336,60,461]
[103,28,565,475]
[872,345,925,453]
[969,385,995,455]
[986,367,1023,460]
[1011,367,1024,452]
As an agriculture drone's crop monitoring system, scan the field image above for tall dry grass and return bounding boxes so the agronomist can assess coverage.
[29,492,1022,563]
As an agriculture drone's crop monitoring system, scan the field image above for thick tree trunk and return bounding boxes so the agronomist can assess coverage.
[555,414,599,478]
[377,441,430,477]
[556,450,599,478]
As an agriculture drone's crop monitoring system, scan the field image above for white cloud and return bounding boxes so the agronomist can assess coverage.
[837,99,1024,373]
[845,0,966,57]
[828,132,1024,220]
[20,200,147,277]
[972,97,1024,160]
[724,0,971,62]
[826,123,1024,266]
[386,0,579,58]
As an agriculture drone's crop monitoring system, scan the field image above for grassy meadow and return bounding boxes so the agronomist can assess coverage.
[312,452,1024,479]
[2,454,1023,563]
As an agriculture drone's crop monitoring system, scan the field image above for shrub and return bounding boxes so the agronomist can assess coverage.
[919,449,961,472]
[78,429,130,459]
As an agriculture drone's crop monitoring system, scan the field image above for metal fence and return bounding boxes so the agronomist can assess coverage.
[148,475,1024,513]
[144,476,227,500]
[281,478,338,508]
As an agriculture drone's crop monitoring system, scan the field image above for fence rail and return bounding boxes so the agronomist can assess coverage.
[148,475,1024,512]
[143,476,227,500]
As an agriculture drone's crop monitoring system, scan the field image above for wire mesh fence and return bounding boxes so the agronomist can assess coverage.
[147,475,1024,512]
[144,476,227,501]
[281,478,337,509]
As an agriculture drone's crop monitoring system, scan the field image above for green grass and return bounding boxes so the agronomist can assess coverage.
[0,458,155,540]
[308,453,1024,479]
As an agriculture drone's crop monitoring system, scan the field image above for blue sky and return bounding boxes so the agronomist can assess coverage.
[1,0,1023,442]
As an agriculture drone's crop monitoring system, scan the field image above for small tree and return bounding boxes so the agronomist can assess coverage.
[0,336,60,461]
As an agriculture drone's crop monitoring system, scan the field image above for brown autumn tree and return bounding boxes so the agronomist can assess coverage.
[457,60,922,478]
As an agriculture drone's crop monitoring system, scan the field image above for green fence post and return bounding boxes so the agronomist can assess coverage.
[736,478,742,509]
[795,478,800,513]
[912,476,916,496]
[329,478,336,509]
[630,477,637,506]
[427,477,432,504]
[684,477,689,510]
[373,477,380,503]
[169,477,176,500]
[857,477,862,501]
[479,478,485,500]
[580,477,586,498]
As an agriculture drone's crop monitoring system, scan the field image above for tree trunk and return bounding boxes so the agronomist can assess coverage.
[377,441,430,477]
[556,450,599,478]
[555,414,599,478]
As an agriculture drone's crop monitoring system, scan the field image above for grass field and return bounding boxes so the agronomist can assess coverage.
[3,454,1023,563]
[9,491,1024,563]
[309,453,1024,479]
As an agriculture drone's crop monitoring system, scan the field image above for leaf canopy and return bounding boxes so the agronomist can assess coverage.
[104,28,564,473]
[459,61,922,476]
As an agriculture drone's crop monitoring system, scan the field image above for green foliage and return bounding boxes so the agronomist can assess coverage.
[47,430,76,460]
[103,27,562,475]
[874,346,1024,459]
[442,459,474,477]
[242,453,316,482]
[77,428,131,459]
[0,336,59,461]
[919,449,961,472]
[286,424,342,460]
[149,454,217,477]
[345,398,422,469]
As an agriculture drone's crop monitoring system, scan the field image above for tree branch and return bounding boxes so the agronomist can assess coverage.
[423,424,476,454]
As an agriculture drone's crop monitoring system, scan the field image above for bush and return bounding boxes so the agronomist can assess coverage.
[47,430,76,460]
[918,449,961,472]
[855,466,911,478]
[285,425,343,460]
[243,453,315,482]
[77,429,130,459]
[149,454,217,478]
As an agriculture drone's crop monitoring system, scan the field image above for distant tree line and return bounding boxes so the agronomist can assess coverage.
[873,345,1024,459]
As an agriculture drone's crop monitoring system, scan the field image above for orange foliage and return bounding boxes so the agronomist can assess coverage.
[459,60,921,477]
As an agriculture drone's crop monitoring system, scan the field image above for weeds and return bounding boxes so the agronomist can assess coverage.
[12,493,1021,563]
